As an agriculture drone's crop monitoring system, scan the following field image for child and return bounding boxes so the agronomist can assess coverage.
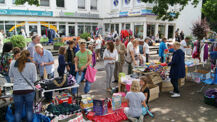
[88,44,96,67]
[140,76,154,117]
[12,47,21,60]
[57,46,66,77]
[124,81,146,121]
[140,76,150,105]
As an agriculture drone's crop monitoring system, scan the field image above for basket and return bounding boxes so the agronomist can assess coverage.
[204,95,216,107]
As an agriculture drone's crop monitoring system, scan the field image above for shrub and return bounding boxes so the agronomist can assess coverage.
[80,32,91,41]
[10,35,26,50]
[54,42,64,46]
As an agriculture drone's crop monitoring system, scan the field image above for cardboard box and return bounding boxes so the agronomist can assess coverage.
[149,84,160,102]
[160,81,173,92]
[178,78,185,87]
[93,98,109,116]
[148,72,162,85]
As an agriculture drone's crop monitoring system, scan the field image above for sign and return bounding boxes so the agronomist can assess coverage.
[119,11,128,17]
[59,12,99,18]
[0,9,53,16]
[128,10,141,16]
[119,9,155,17]
[141,9,155,15]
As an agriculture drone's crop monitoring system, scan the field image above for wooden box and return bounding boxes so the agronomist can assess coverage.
[160,81,173,92]
[149,84,160,102]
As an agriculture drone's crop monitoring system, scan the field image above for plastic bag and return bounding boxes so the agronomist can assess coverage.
[85,65,97,83]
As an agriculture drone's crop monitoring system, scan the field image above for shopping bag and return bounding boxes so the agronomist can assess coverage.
[85,65,97,83]
[6,104,26,122]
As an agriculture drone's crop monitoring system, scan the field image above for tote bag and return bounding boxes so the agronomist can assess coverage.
[85,65,97,83]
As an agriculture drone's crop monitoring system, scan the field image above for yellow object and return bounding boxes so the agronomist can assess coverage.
[9,21,57,32]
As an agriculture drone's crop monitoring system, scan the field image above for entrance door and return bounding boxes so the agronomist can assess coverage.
[168,25,174,39]
[69,26,75,36]
[29,25,38,36]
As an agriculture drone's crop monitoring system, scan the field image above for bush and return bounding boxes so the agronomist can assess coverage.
[80,32,91,41]
[54,42,64,46]
[10,35,26,50]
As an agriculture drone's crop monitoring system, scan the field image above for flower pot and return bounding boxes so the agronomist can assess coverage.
[53,45,61,50]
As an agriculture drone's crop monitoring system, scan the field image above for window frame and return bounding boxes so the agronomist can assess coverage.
[78,0,86,10]
[90,0,97,10]
[40,0,50,7]
[56,0,65,8]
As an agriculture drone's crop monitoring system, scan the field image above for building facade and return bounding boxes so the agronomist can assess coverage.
[0,0,202,39]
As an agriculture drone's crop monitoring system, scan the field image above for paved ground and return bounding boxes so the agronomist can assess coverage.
[71,58,217,122]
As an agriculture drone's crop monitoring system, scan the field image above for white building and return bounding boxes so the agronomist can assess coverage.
[0,0,202,39]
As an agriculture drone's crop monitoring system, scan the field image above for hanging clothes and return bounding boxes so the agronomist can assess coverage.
[200,44,205,63]
[204,43,209,61]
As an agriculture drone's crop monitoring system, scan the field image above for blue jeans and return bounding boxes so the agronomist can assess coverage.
[4,75,11,83]
[13,92,35,122]
[72,70,91,94]
[69,64,76,77]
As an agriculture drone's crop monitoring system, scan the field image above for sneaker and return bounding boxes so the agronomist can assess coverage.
[169,91,174,94]
[171,93,181,98]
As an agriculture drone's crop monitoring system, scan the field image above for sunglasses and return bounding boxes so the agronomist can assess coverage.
[80,42,86,45]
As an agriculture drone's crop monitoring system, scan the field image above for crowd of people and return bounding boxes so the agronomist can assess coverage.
[0,32,188,121]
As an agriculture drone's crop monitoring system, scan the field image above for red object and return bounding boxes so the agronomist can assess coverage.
[52,94,72,104]
[160,63,168,67]
[88,103,128,122]
[124,40,129,48]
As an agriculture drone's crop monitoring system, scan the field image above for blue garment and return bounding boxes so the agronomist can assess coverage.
[57,54,65,77]
[159,41,167,57]
[71,69,91,94]
[139,45,143,54]
[13,92,35,122]
[27,42,36,58]
[33,49,54,77]
[73,44,80,54]
[168,49,185,79]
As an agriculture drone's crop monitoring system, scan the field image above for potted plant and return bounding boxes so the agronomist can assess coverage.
[80,32,91,41]
[10,35,26,50]
[53,41,64,50]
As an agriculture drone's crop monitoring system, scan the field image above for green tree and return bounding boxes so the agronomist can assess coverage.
[202,0,217,32]
[15,0,39,6]
[141,0,200,21]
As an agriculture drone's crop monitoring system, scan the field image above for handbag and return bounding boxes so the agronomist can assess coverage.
[40,74,75,90]
[85,65,97,83]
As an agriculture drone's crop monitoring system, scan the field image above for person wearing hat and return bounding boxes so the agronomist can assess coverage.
[65,40,76,76]
[168,42,185,98]
[72,39,92,94]
[113,37,126,83]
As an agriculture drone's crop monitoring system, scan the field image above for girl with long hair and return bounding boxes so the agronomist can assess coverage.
[103,41,118,92]
[9,50,37,122]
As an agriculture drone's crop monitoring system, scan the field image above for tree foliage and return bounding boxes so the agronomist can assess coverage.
[202,0,217,32]
[15,0,39,6]
[141,0,200,21]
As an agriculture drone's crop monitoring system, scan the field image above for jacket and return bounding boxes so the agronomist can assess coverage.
[115,43,126,64]
[65,47,75,65]
[159,41,167,57]
[168,49,185,79]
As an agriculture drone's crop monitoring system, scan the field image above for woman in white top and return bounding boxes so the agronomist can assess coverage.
[126,39,141,71]
[143,38,150,63]
[103,41,118,92]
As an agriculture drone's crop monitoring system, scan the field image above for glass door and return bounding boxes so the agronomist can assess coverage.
[29,25,38,37]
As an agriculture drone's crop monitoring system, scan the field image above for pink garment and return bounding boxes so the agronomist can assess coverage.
[85,66,97,83]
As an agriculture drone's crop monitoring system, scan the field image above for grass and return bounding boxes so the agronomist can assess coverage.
[3,37,49,44]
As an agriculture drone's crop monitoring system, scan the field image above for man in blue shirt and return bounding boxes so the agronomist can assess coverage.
[27,35,40,59]
[159,38,167,63]
[33,43,54,101]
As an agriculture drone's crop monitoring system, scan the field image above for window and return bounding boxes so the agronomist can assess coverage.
[147,24,155,37]
[78,25,84,36]
[105,24,109,32]
[40,0,49,6]
[59,25,66,37]
[0,0,4,4]
[56,0,64,7]
[91,0,97,10]
[134,25,143,39]
[78,0,85,9]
